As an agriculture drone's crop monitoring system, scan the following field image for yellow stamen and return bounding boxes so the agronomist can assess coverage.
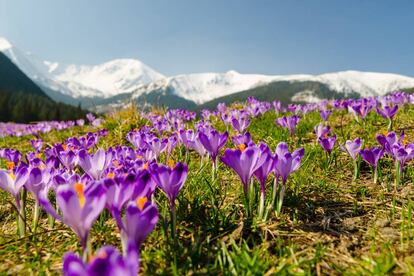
[35,153,42,159]
[143,162,149,170]
[62,144,68,151]
[112,160,122,169]
[107,172,115,179]
[74,182,85,207]
[10,173,15,181]
[39,164,46,170]
[382,131,388,136]
[238,144,246,152]
[137,197,148,210]
[6,162,15,171]
[168,159,175,169]
[137,155,143,159]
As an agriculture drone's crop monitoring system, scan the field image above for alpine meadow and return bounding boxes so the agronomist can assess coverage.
[1,1,414,275]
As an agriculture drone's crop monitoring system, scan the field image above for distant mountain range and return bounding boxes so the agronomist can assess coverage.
[1,36,414,112]
[0,52,87,122]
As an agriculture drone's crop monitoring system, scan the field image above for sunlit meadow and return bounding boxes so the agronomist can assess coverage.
[1,92,414,275]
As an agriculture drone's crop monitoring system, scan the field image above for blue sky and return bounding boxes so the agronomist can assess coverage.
[1,0,413,76]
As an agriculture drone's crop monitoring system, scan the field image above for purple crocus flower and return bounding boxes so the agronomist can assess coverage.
[349,98,375,121]
[220,144,267,194]
[151,162,188,209]
[271,142,304,215]
[78,148,113,180]
[273,100,282,113]
[188,132,208,157]
[253,143,275,189]
[376,131,404,156]
[376,104,398,131]
[314,123,330,140]
[230,114,251,133]
[30,139,43,151]
[0,166,29,207]
[253,143,275,217]
[232,132,254,147]
[274,142,305,185]
[104,171,154,229]
[0,164,29,236]
[275,115,301,136]
[27,166,54,194]
[318,134,337,154]
[339,138,362,160]
[4,148,22,164]
[76,119,85,126]
[86,113,96,123]
[198,129,228,167]
[360,146,384,183]
[376,104,398,120]
[121,199,159,251]
[339,138,362,180]
[40,182,107,251]
[63,242,138,276]
[145,137,168,161]
[55,144,78,171]
[391,143,414,172]
[360,147,384,168]
[320,110,332,121]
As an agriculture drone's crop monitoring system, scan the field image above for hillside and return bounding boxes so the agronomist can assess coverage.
[0,52,87,122]
[196,80,360,110]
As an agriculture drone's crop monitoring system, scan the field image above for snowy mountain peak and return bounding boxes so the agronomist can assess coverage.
[2,36,414,108]
[0,37,12,51]
[132,70,414,105]
[51,58,165,98]
[0,37,165,99]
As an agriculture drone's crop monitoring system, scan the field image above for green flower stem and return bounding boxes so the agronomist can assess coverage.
[395,161,401,189]
[17,189,27,238]
[170,205,177,248]
[32,201,40,234]
[276,184,286,216]
[387,119,393,132]
[353,159,358,181]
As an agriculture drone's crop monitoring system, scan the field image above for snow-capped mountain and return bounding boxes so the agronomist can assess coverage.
[0,37,164,100]
[132,70,299,104]
[2,36,414,110]
[48,59,165,98]
[131,70,414,105]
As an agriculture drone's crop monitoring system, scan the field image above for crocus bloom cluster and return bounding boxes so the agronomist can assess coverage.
[1,90,414,274]
[198,128,228,169]
[318,133,337,155]
[276,115,301,136]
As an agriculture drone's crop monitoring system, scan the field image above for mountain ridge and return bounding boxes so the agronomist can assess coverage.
[2,36,414,110]
[0,37,164,101]
[0,52,87,122]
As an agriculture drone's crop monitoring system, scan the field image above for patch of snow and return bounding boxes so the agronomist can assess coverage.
[291,90,321,103]
[0,37,12,51]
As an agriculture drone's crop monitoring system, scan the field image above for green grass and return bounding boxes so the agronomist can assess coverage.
[1,105,414,275]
